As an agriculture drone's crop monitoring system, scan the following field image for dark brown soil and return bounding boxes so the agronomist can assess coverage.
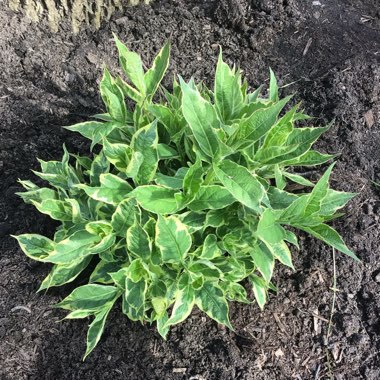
[1,0,379,379]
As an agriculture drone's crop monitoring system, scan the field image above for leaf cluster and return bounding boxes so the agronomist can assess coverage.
[14,36,358,358]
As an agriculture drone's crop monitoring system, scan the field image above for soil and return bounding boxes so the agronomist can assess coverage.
[0,0,379,379]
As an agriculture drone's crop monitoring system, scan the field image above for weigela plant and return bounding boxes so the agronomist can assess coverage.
[14,35,358,358]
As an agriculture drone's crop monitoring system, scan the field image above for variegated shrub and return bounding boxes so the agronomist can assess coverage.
[14,35,358,358]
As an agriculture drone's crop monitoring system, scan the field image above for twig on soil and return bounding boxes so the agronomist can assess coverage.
[328,248,338,338]
[296,308,329,323]
[10,305,32,314]
[325,248,338,379]
[303,38,313,56]
[273,313,290,338]
[314,364,321,379]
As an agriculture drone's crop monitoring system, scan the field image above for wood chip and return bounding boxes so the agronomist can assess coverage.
[364,110,374,128]
[173,368,187,373]
[275,348,284,357]
[313,308,320,333]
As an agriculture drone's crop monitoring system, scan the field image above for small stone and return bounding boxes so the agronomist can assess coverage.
[312,1,322,5]
[375,272,380,283]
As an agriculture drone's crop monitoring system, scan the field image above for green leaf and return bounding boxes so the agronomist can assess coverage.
[13,234,55,262]
[56,284,119,311]
[90,260,126,284]
[127,219,151,260]
[213,160,267,212]
[255,126,329,164]
[250,242,274,283]
[156,215,192,263]
[90,151,109,186]
[183,157,204,196]
[144,42,170,98]
[16,187,57,205]
[131,122,159,185]
[125,152,144,179]
[64,310,94,319]
[111,198,139,237]
[223,282,250,304]
[85,220,113,236]
[274,164,286,190]
[123,277,147,321]
[103,139,131,172]
[155,173,183,189]
[180,79,224,159]
[166,286,195,327]
[204,208,231,228]
[267,187,298,209]
[147,104,180,137]
[232,96,290,148]
[18,179,39,191]
[263,240,294,269]
[151,297,168,317]
[65,121,120,148]
[249,274,267,310]
[84,308,111,360]
[195,282,233,329]
[284,230,299,248]
[189,260,222,279]
[32,199,73,221]
[47,230,101,264]
[187,185,235,211]
[283,172,315,187]
[305,164,335,214]
[283,150,335,166]
[99,68,127,123]
[115,76,143,103]
[156,312,170,339]
[269,68,279,102]
[157,144,179,159]
[256,208,285,244]
[214,49,244,123]
[179,211,206,232]
[126,258,149,282]
[113,34,146,94]
[261,107,296,149]
[300,224,359,261]
[77,173,133,205]
[247,85,263,103]
[100,85,126,124]
[200,234,222,260]
[320,190,356,216]
[39,256,92,291]
[280,194,310,224]
[86,220,113,236]
[132,185,183,214]
[33,161,69,190]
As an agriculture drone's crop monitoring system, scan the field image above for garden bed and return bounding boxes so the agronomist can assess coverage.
[0,0,379,378]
